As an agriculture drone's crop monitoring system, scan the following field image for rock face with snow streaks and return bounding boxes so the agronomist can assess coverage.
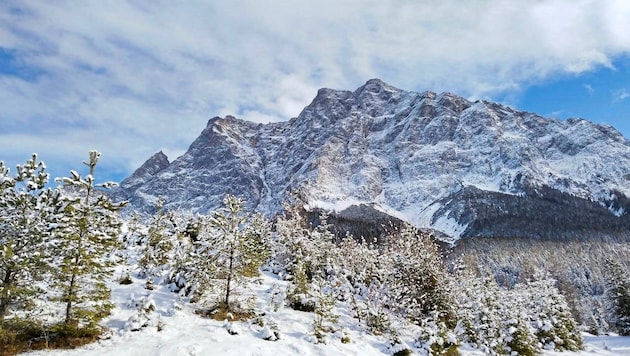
[114,79,630,241]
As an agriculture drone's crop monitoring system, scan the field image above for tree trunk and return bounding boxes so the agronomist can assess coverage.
[0,270,14,322]
[224,243,234,311]
[65,270,76,324]
[65,252,81,325]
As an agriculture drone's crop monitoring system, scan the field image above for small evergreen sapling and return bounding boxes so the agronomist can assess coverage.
[309,275,339,344]
[51,150,126,327]
[189,195,271,313]
[138,199,176,284]
[0,155,57,322]
[125,293,158,332]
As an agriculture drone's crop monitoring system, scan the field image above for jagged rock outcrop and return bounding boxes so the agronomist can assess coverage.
[113,79,630,242]
[120,151,170,191]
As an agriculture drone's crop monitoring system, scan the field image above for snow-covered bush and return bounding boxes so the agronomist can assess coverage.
[125,293,158,332]
[388,335,413,356]
[259,317,280,341]
[415,311,459,355]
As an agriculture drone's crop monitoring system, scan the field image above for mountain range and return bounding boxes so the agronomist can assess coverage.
[113,79,630,242]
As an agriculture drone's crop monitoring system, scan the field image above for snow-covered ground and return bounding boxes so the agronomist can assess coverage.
[22,264,630,356]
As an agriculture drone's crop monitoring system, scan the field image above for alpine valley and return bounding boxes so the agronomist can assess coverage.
[113,79,630,243]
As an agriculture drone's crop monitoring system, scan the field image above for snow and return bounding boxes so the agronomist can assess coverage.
[24,270,392,356]
[21,265,630,356]
[431,212,468,240]
[416,202,467,242]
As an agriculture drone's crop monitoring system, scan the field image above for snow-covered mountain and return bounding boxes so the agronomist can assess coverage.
[113,79,630,242]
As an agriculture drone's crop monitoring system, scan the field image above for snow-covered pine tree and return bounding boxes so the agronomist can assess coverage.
[51,150,126,328]
[192,194,271,312]
[335,235,393,334]
[604,258,630,335]
[181,230,215,302]
[455,270,505,354]
[139,198,176,285]
[520,270,583,351]
[501,310,538,356]
[278,208,341,313]
[309,275,339,344]
[273,202,311,278]
[124,293,158,332]
[308,211,338,277]
[210,194,248,311]
[241,212,271,277]
[286,258,313,311]
[386,224,455,325]
[165,212,198,294]
[0,155,58,322]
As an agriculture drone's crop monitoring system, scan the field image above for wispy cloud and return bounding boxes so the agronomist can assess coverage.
[613,88,630,102]
[583,84,595,95]
[1,0,630,180]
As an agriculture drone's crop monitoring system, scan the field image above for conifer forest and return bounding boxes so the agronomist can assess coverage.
[2,151,630,355]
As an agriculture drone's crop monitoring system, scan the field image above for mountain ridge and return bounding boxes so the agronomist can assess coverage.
[113,79,630,242]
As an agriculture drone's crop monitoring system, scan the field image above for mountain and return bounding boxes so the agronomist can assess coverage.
[113,79,630,242]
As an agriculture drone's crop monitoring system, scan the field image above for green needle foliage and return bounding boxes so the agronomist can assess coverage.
[51,150,127,328]
[191,194,271,312]
[0,154,57,322]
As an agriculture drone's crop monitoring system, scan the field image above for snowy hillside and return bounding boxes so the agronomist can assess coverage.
[113,79,630,241]
[3,160,629,356]
[22,249,630,356]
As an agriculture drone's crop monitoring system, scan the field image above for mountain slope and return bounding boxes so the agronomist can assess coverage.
[114,79,630,241]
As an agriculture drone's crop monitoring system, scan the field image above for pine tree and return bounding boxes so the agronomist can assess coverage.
[286,258,313,311]
[387,224,455,325]
[51,150,126,327]
[604,258,630,335]
[166,212,198,294]
[192,195,271,311]
[309,275,338,344]
[139,198,176,284]
[205,194,247,311]
[335,235,392,334]
[0,155,57,322]
[241,213,271,277]
[522,270,583,351]
[273,203,311,278]
[455,270,504,354]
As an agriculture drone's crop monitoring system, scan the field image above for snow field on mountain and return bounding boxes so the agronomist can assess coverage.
[115,80,630,242]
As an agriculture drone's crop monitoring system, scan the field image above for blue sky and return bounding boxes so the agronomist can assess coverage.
[1,1,630,184]
[515,56,630,130]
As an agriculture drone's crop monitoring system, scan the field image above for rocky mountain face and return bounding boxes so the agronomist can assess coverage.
[113,79,630,242]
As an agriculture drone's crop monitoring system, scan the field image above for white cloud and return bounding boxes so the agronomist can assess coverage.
[583,84,595,95]
[1,0,630,179]
[613,89,630,102]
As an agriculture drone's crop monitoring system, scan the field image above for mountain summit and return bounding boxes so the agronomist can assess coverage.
[114,79,630,242]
